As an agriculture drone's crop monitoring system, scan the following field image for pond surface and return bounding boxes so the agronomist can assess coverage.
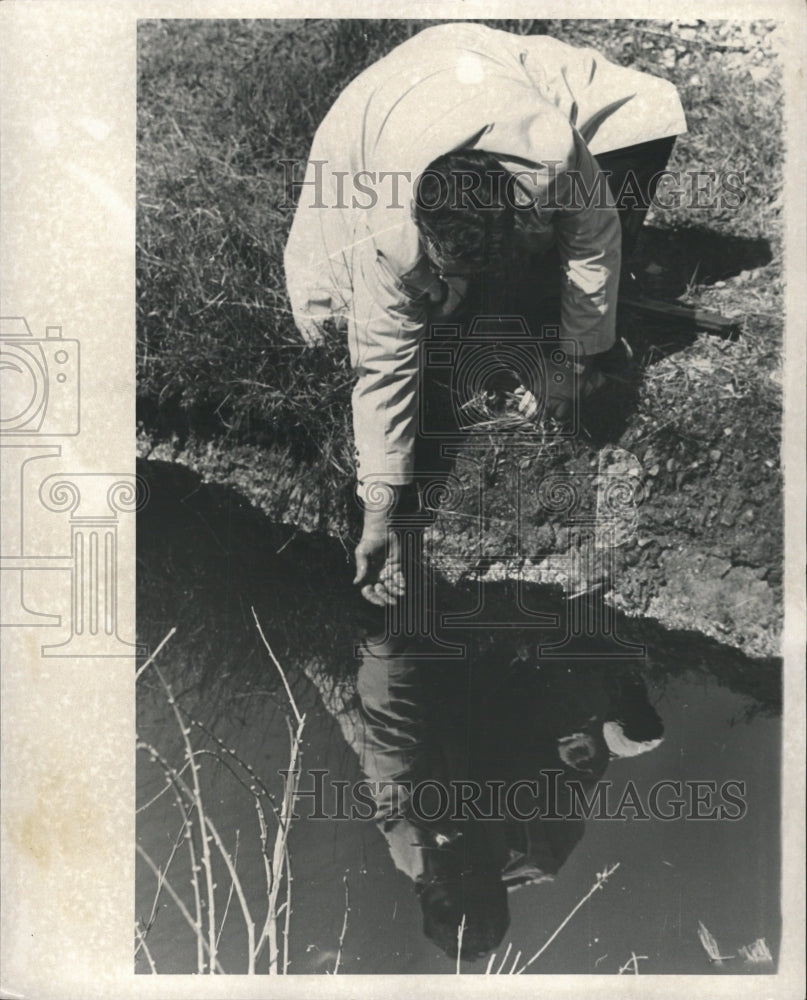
[135,459,781,976]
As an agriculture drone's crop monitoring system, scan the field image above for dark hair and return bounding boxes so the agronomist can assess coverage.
[419,871,510,960]
[413,149,514,275]
[416,823,510,960]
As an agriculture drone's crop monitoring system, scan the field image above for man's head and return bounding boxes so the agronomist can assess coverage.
[419,870,510,960]
[413,149,515,278]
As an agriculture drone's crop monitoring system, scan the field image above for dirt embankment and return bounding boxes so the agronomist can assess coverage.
[140,373,782,662]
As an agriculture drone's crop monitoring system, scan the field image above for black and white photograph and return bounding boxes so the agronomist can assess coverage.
[133,15,790,977]
[1,4,805,997]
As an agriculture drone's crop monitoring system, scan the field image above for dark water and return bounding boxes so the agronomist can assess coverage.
[135,459,781,976]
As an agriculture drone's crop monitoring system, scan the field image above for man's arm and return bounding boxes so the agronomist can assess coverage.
[552,127,622,357]
[348,245,427,605]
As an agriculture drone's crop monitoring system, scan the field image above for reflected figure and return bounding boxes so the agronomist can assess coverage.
[355,614,509,959]
[351,604,665,961]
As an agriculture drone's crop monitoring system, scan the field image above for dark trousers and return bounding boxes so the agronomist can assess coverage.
[595,134,676,262]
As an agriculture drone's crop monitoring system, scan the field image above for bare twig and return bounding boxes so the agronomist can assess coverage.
[135,817,188,955]
[135,627,177,681]
[148,663,219,972]
[136,844,226,973]
[332,872,351,974]
[216,830,240,950]
[135,923,158,973]
[515,863,621,974]
[251,607,307,974]
[618,951,649,974]
[282,848,294,974]
[141,734,257,972]
[456,913,467,974]
[493,941,512,974]
[137,738,205,973]
[202,813,256,971]
[264,716,305,973]
[136,759,192,814]
[252,607,303,725]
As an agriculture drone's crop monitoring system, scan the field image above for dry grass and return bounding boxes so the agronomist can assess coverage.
[137,18,783,488]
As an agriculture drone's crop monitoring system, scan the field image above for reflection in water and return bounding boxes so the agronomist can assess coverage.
[136,459,781,974]
[334,607,666,962]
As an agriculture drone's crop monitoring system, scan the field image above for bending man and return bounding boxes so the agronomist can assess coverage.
[284,23,686,604]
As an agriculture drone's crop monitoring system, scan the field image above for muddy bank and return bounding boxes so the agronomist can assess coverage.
[138,375,782,661]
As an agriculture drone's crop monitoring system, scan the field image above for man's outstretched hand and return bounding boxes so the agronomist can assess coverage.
[353,518,405,606]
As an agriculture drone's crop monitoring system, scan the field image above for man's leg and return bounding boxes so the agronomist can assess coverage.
[595,135,677,265]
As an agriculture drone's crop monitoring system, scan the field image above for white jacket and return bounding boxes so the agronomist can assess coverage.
[284,24,686,493]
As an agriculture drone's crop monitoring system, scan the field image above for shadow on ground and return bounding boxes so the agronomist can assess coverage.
[136,458,781,720]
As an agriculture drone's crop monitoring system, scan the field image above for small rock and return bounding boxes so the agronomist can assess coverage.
[748,65,772,84]
[719,512,735,527]
[709,449,723,463]
[742,508,755,523]
[723,427,733,436]
[647,463,660,477]
[666,458,676,472]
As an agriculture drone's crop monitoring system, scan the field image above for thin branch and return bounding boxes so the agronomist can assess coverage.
[137,737,204,972]
[135,817,188,955]
[202,814,256,973]
[186,715,278,805]
[494,941,512,974]
[456,913,466,974]
[136,758,192,814]
[618,951,649,974]
[150,661,219,972]
[515,863,621,974]
[332,872,351,974]
[135,923,158,973]
[136,844,226,974]
[282,847,294,974]
[251,607,302,724]
[135,627,177,681]
[216,830,240,950]
[264,716,305,973]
